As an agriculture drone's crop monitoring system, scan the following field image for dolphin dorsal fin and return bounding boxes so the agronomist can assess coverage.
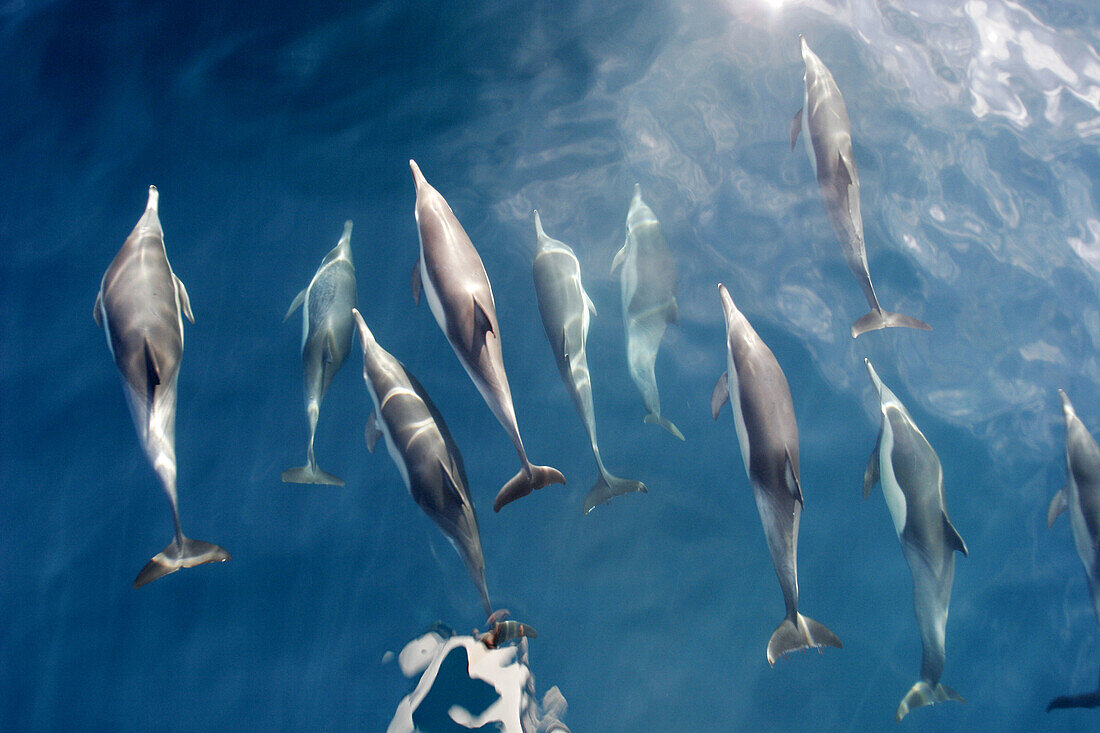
[93,291,103,327]
[584,289,597,318]
[438,458,466,504]
[1047,487,1068,528]
[789,108,803,151]
[174,275,194,324]
[364,411,382,453]
[863,432,881,499]
[943,512,968,557]
[469,295,495,354]
[143,338,161,387]
[666,298,679,326]
[837,150,855,187]
[710,372,729,420]
[411,257,422,305]
[785,446,803,506]
[284,288,306,322]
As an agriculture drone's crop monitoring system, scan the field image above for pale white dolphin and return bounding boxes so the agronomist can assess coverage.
[531,211,646,514]
[611,184,683,440]
[93,186,230,587]
[409,160,565,511]
[355,309,491,616]
[792,36,931,338]
[282,220,357,485]
[1046,390,1100,712]
[864,359,967,721]
[711,284,840,665]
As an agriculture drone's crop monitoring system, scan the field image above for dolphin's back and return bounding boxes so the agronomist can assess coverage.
[1067,421,1100,543]
[305,259,356,361]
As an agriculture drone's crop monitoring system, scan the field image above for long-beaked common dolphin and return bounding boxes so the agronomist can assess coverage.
[612,184,684,440]
[1046,390,1100,712]
[354,309,492,616]
[282,220,357,486]
[531,211,647,515]
[710,284,840,665]
[93,186,230,587]
[791,35,931,339]
[864,359,967,721]
[409,160,565,512]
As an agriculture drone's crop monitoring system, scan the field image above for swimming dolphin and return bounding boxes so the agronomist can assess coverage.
[93,186,230,587]
[1046,390,1100,712]
[409,160,564,511]
[354,309,491,615]
[612,184,684,440]
[282,220,357,486]
[791,35,931,338]
[710,284,840,665]
[531,211,647,514]
[864,359,967,721]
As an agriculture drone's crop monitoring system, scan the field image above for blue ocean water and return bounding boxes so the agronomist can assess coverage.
[4,0,1100,729]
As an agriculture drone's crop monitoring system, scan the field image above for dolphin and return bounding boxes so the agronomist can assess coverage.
[531,211,647,514]
[282,220,357,486]
[791,35,931,338]
[1046,390,1100,712]
[354,309,492,616]
[93,186,230,587]
[409,160,564,511]
[863,359,967,721]
[710,284,840,664]
[612,184,684,440]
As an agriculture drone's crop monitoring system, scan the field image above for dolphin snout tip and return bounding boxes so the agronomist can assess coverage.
[1059,389,1074,414]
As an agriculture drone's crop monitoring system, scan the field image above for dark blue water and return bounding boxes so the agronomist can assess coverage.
[4,0,1100,729]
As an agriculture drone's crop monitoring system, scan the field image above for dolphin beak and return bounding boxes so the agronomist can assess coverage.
[146,185,159,212]
[717,283,736,324]
[533,209,544,238]
[409,159,426,191]
[631,182,643,205]
[352,308,374,349]
[1059,389,1076,421]
[864,358,884,398]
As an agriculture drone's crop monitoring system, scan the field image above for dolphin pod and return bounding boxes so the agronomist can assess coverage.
[409,159,565,511]
[283,220,357,486]
[531,211,647,515]
[792,35,931,339]
[864,359,967,722]
[711,284,841,665]
[94,186,230,587]
[1046,391,1100,712]
[354,309,492,617]
[612,184,684,441]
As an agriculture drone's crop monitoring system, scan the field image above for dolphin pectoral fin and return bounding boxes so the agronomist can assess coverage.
[610,241,627,275]
[133,536,230,588]
[710,372,729,420]
[784,446,803,506]
[1047,487,1068,528]
[582,472,647,515]
[789,108,802,151]
[644,413,685,441]
[766,613,842,666]
[863,433,881,499]
[411,257,422,305]
[93,291,103,327]
[895,681,965,722]
[174,275,194,323]
[364,411,382,453]
[943,512,968,557]
[494,464,566,512]
[284,289,306,322]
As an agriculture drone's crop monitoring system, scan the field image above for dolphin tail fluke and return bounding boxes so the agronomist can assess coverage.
[851,309,932,338]
[582,473,647,515]
[493,464,566,512]
[644,413,685,441]
[281,465,345,486]
[895,681,965,722]
[133,536,230,588]
[766,613,842,666]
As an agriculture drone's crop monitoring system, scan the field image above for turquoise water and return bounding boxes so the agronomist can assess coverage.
[3,0,1100,729]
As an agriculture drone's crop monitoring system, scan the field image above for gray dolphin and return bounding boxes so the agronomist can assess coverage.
[409,160,565,511]
[791,35,931,338]
[93,186,230,587]
[710,284,840,664]
[354,309,491,616]
[864,359,967,721]
[612,184,684,440]
[531,211,647,515]
[282,220,357,485]
[1046,390,1100,712]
